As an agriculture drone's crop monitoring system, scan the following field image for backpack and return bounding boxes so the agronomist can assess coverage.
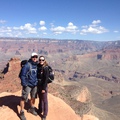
[47,66,55,83]
[19,60,32,78]
[20,60,28,67]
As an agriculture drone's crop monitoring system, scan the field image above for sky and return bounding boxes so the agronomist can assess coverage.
[0,0,120,41]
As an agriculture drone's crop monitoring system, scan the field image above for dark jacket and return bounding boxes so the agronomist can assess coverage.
[20,59,38,87]
[37,64,49,90]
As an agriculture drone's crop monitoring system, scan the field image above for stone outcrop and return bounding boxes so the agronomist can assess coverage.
[0,90,100,120]
[4,57,21,77]
[0,91,81,120]
[0,57,21,93]
[77,86,91,103]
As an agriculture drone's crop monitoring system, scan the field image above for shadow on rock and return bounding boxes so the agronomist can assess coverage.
[0,95,31,118]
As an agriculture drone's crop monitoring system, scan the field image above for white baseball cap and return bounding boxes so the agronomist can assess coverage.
[31,52,38,57]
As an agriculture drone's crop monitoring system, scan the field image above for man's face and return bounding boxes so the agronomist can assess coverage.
[31,55,38,62]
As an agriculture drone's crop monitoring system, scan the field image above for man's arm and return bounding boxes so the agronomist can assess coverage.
[20,63,30,86]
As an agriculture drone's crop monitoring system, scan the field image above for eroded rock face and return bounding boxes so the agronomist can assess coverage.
[0,57,21,93]
[54,70,65,83]
[77,86,91,103]
[4,57,21,77]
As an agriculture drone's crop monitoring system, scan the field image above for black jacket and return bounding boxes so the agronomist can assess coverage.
[37,64,49,90]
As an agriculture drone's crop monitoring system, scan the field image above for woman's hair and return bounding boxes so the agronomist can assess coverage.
[39,55,48,67]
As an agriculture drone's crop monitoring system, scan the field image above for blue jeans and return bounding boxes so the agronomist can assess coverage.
[38,87,48,118]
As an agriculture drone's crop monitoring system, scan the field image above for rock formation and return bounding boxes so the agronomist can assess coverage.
[77,86,91,103]
[0,57,100,120]
[0,57,21,92]
[0,91,81,120]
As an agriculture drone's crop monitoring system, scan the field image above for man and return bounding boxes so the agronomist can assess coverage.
[19,52,38,120]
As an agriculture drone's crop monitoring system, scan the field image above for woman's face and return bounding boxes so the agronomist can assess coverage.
[39,56,45,65]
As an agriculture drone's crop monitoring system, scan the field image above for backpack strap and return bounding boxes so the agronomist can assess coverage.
[28,62,32,71]
[26,62,32,76]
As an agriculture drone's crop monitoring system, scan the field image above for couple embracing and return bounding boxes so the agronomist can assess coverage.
[19,52,49,120]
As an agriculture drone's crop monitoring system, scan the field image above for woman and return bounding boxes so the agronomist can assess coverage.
[37,56,49,120]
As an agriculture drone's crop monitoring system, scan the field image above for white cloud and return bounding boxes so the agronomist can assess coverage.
[81,25,88,29]
[0,26,12,33]
[12,31,22,37]
[80,20,108,35]
[68,22,73,26]
[13,23,37,34]
[6,27,12,32]
[17,32,22,37]
[66,22,79,34]
[0,20,7,24]
[0,22,37,37]
[0,33,3,36]
[43,32,47,35]
[40,21,45,26]
[21,23,37,34]
[92,20,101,24]
[0,26,23,37]
[51,22,79,35]
[13,27,19,30]
[0,19,110,38]
[50,22,54,28]
[38,26,47,31]
[6,32,13,37]
[51,26,65,34]
[114,30,119,33]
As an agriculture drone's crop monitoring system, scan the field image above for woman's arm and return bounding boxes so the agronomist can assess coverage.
[42,66,49,91]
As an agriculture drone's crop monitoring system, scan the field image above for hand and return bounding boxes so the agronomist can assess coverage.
[23,86,27,89]
[41,90,45,93]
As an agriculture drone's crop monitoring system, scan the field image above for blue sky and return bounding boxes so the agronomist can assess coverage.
[0,0,120,41]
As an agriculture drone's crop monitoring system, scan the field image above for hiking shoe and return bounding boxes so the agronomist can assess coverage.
[37,109,42,114]
[20,111,26,120]
[42,118,46,120]
[27,107,38,116]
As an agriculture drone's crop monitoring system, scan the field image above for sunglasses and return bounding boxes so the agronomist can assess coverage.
[32,56,38,58]
[39,59,45,61]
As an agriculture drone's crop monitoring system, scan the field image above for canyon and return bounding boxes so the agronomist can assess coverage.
[0,38,120,120]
